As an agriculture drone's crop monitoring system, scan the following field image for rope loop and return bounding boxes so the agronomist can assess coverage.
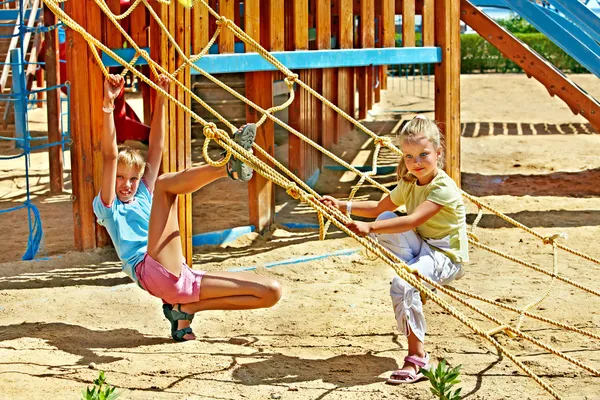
[373,137,393,148]
[285,73,298,85]
[543,232,567,245]
[203,122,219,140]
[285,183,301,200]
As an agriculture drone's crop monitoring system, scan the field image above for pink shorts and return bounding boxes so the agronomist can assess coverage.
[135,253,206,305]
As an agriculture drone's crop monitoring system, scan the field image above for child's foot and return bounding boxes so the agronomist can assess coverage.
[177,319,196,341]
[386,353,430,384]
[226,123,257,182]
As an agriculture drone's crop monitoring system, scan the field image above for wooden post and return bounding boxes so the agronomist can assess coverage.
[219,0,235,53]
[338,0,354,138]
[382,0,395,92]
[434,0,461,184]
[44,7,63,195]
[318,0,337,152]
[422,0,435,46]
[245,0,275,232]
[64,0,97,250]
[288,0,308,179]
[358,0,374,119]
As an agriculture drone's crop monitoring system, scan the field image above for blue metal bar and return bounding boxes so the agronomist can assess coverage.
[0,9,41,20]
[546,0,600,43]
[501,0,600,77]
[11,48,27,150]
[102,47,442,74]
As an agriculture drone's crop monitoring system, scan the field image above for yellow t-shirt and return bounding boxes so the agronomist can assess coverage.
[389,170,469,263]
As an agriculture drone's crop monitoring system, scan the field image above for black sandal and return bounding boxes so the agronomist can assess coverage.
[226,123,256,182]
[162,303,195,342]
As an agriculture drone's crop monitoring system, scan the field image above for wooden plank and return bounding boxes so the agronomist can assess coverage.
[358,0,374,119]
[246,0,275,232]
[338,0,353,138]
[44,6,63,195]
[192,0,209,54]
[374,0,382,103]
[104,0,123,49]
[382,0,395,91]
[219,0,235,53]
[422,0,435,46]
[288,0,308,179]
[270,1,285,51]
[88,0,111,247]
[64,0,96,250]
[317,0,335,151]
[434,0,461,185]
[402,0,416,47]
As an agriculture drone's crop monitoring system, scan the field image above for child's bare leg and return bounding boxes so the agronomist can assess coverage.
[147,164,228,276]
[402,330,426,371]
[178,271,282,314]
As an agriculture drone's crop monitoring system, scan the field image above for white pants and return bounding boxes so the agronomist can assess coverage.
[372,211,463,343]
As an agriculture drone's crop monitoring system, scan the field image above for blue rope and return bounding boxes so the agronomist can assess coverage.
[21,200,44,261]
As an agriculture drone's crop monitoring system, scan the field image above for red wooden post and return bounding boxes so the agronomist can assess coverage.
[44,6,63,195]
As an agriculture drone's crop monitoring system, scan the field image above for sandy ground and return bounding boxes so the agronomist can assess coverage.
[0,74,599,400]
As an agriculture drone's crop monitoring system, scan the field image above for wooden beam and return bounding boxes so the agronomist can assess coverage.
[246,0,275,232]
[288,0,308,179]
[338,0,354,138]
[358,0,374,119]
[434,0,461,185]
[422,0,435,46]
[382,0,395,91]
[219,0,235,53]
[317,0,333,154]
[43,6,63,195]
[65,0,97,250]
[402,0,416,47]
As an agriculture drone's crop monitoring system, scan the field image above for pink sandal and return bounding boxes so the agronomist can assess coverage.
[386,353,431,384]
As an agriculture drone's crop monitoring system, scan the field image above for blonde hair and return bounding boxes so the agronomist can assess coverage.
[397,116,445,182]
[117,145,146,176]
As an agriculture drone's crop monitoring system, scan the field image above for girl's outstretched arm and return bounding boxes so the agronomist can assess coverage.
[348,200,443,236]
[320,194,398,218]
[100,74,125,206]
[143,74,170,192]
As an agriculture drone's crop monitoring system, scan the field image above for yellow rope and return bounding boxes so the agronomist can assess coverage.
[44,1,600,398]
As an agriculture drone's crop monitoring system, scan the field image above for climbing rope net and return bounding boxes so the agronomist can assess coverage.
[43,0,600,398]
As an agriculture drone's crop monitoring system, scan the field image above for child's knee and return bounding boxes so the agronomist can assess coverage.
[376,211,397,222]
[260,279,282,307]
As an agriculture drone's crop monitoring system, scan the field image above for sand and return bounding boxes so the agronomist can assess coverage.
[0,73,599,400]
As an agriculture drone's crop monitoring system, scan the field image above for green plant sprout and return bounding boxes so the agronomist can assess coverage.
[81,371,121,400]
[420,359,463,400]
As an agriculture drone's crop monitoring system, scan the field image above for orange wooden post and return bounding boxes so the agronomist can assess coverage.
[318,0,337,152]
[382,0,395,93]
[44,6,63,195]
[288,0,308,179]
[358,0,374,119]
[192,0,210,53]
[104,0,123,50]
[403,0,416,47]
[434,0,461,184]
[64,0,98,250]
[338,0,354,138]
[220,0,235,53]
[246,0,275,232]
[129,4,151,124]
[374,0,382,103]
[422,0,435,47]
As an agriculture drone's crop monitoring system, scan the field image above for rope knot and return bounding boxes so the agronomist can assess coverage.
[203,123,219,140]
[285,183,301,200]
[373,137,392,147]
[285,73,298,84]
[216,17,230,27]
[543,232,567,245]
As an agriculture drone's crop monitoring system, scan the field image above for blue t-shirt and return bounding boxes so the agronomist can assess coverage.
[92,181,152,283]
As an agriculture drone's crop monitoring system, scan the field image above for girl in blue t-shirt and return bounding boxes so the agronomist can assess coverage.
[321,116,468,384]
[94,74,281,342]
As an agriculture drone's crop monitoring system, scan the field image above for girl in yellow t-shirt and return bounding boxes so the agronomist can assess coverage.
[321,115,468,384]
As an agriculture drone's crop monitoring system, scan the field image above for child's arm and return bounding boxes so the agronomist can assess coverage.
[320,195,398,218]
[143,74,171,192]
[348,200,443,236]
[99,75,125,206]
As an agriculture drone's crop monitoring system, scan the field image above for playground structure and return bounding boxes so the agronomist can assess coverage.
[0,0,68,260]
[32,0,600,398]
